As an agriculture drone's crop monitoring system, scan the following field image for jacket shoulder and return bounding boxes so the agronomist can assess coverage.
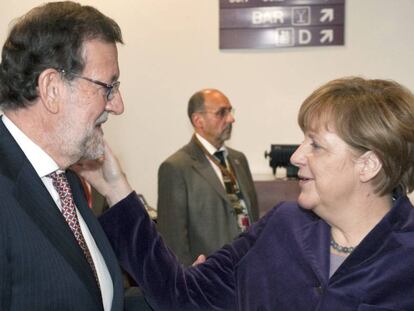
[160,141,202,167]
[227,146,245,158]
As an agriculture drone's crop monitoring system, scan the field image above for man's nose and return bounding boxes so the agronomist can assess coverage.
[106,92,124,115]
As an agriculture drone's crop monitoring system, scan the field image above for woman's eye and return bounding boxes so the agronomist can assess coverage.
[310,141,321,149]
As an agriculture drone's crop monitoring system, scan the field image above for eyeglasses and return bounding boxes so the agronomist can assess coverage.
[200,107,234,119]
[60,70,120,101]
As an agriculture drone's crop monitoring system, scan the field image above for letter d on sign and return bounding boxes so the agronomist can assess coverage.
[299,29,311,45]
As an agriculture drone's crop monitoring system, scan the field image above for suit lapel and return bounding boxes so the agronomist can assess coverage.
[68,171,123,309]
[0,119,102,307]
[187,140,230,203]
[15,166,102,304]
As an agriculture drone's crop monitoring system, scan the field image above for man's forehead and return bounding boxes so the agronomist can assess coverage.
[81,40,119,77]
[204,93,231,109]
[82,39,117,56]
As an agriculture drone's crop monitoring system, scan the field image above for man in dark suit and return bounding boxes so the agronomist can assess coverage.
[157,89,259,266]
[0,2,126,310]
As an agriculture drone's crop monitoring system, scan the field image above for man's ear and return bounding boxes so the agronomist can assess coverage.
[192,112,204,130]
[37,69,64,114]
[357,151,382,182]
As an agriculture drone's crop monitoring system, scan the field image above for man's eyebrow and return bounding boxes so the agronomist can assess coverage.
[110,74,120,82]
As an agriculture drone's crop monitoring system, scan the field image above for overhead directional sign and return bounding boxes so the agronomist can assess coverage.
[219,0,345,49]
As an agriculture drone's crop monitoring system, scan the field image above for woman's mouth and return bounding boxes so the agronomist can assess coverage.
[298,175,312,185]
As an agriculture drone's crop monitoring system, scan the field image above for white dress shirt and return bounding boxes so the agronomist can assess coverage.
[195,133,228,186]
[2,115,113,311]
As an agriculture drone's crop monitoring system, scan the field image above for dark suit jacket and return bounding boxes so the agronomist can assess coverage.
[0,118,124,311]
[157,138,259,266]
[101,192,414,310]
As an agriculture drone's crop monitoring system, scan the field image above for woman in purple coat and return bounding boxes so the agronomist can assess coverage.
[78,77,414,310]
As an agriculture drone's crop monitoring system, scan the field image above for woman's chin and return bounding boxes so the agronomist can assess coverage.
[297,195,317,210]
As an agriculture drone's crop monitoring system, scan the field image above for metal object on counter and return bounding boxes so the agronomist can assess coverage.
[264,144,299,178]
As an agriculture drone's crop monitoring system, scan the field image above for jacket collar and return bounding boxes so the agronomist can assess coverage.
[296,195,414,285]
[186,138,230,202]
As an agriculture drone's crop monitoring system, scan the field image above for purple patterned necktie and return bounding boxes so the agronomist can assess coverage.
[49,171,100,288]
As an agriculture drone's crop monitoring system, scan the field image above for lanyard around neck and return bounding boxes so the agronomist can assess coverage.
[193,134,239,187]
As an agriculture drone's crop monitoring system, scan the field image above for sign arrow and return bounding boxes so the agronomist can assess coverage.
[320,8,334,23]
[320,29,333,43]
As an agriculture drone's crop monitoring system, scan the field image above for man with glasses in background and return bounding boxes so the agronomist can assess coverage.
[157,89,259,266]
[0,2,144,310]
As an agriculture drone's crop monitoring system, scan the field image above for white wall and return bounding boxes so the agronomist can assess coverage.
[1,0,414,207]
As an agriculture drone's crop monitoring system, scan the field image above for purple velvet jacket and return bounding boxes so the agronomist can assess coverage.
[99,192,414,310]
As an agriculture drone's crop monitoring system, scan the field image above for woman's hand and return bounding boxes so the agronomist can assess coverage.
[192,255,206,266]
[71,142,133,206]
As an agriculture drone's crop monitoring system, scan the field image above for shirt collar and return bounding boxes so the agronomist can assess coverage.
[2,115,59,178]
[195,133,227,156]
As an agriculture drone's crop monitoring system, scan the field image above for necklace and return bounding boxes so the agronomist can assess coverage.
[330,237,355,254]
